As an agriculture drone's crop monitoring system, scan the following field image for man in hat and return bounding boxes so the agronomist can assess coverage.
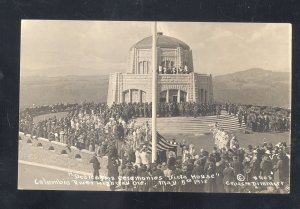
[223,163,235,193]
[172,163,183,192]
[274,151,289,185]
[191,160,205,192]
[106,141,118,159]
[123,162,134,191]
[250,149,261,178]
[89,153,101,181]
[139,165,151,192]
[107,156,120,191]
[180,139,187,156]
[150,164,164,192]
[232,155,242,180]
[167,148,176,167]
[205,160,217,192]
[161,162,168,171]
[243,154,252,181]
[260,151,273,178]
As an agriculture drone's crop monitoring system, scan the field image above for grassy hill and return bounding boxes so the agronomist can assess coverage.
[213,68,290,107]
[20,68,291,108]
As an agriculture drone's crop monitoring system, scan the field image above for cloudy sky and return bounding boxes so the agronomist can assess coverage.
[20,20,291,77]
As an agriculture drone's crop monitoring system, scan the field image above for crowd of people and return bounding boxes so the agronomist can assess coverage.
[100,118,289,192]
[20,103,77,118]
[20,102,290,134]
[19,102,290,193]
[19,101,221,147]
[19,102,153,153]
[224,104,291,133]
[108,139,290,193]
[157,65,191,74]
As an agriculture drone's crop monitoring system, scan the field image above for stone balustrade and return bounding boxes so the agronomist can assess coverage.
[19,132,108,176]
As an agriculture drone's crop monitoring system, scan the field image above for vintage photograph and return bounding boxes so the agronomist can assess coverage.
[18,20,291,193]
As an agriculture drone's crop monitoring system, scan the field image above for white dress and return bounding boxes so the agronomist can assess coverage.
[135,150,142,165]
[140,151,149,165]
[182,150,189,163]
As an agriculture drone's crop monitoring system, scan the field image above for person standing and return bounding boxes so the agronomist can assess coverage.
[215,157,225,193]
[140,146,150,167]
[144,122,150,142]
[135,149,142,165]
[232,155,243,177]
[223,163,235,193]
[274,152,289,185]
[193,104,199,118]
[163,165,173,192]
[250,150,261,178]
[151,164,164,192]
[180,139,187,156]
[139,165,151,192]
[205,161,217,192]
[89,154,101,181]
[167,148,176,167]
[123,163,134,191]
[106,141,118,159]
[238,111,243,127]
[260,151,273,178]
[107,157,120,191]
[191,160,205,192]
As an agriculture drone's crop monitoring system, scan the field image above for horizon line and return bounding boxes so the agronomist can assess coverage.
[20,68,291,78]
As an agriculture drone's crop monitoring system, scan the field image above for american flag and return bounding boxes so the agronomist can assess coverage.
[147,132,178,153]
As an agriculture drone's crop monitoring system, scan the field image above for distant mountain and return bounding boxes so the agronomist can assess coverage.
[213,68,290,107]
[20,68,291,108]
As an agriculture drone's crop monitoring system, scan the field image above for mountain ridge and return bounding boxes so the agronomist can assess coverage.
[20,68,290,108]
[213,68,290,107]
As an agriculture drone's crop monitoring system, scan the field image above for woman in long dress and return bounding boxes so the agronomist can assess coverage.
[189,144,196,159]
[182,146,189,163]
[135,149,142,165]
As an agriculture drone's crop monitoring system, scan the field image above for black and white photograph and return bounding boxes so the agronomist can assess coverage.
[18,20,291,193]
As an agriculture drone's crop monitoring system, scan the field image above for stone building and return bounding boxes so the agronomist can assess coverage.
[107,32,213,106]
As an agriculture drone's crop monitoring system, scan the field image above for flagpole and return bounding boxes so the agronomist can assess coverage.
[151,21,157,163]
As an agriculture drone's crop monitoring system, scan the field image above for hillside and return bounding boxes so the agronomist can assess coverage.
[213,68,291,107]
[20,75,109,108]
[19,68,291,108]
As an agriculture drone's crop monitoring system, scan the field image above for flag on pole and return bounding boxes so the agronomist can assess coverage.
[148,132,178,153]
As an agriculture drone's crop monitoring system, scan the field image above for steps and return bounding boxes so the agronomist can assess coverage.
[135,112,246,135]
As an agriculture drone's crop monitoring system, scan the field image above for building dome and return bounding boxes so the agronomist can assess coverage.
[132,32,190,50]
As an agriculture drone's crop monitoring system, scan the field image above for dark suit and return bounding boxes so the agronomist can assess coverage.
[89,156,100,180]
[191,165,205,192]
[223,167,235,192]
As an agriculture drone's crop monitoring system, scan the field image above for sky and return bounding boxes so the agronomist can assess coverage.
[20,20,291,77]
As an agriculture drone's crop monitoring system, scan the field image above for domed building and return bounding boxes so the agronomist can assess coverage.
[107,32,213,105]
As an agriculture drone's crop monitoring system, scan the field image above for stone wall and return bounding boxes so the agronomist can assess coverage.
[194,73,214,103]
[107,73,118,106]
[19,132,108,176]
